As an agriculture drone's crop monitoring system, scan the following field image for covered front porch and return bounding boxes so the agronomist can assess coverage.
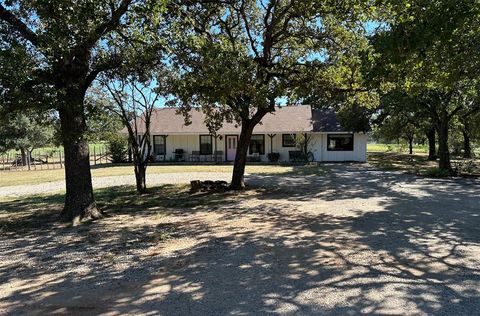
[149,132,309,163]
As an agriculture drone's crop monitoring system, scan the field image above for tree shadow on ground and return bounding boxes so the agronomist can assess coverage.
[1,164,479,315]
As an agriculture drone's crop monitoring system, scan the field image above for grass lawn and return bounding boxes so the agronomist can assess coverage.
[0,164,324,187]
[367,143,428,153]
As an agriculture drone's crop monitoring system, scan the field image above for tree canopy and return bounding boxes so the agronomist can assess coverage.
[0,0,166,222]
[369,0,480,170]
[168,0,378,188]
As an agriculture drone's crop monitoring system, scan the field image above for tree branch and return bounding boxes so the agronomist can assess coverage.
[0,5,40,46]
[74,0,133,55]
[85,54,124,89]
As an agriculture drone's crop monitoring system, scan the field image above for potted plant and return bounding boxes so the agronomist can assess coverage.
[267,152,280,162]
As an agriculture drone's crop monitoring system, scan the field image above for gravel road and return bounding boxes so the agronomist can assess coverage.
[1,164,479,315]
[0,172,233,197]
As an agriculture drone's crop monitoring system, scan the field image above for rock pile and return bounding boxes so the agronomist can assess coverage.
[190,180,229,193]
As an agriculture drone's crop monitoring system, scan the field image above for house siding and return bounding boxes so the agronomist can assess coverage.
[149,132,367,162]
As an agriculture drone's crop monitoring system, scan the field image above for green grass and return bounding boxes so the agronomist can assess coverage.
[0,164,318,187]
[368,143,429,154]
[3,143,106,156]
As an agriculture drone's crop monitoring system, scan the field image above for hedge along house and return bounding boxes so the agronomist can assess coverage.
[133,105,367,163]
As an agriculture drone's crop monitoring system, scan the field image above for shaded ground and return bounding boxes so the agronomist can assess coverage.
[368,152,480,176]
[0,164,479,315]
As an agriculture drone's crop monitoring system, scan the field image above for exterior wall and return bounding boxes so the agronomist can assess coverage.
[318,133,367,162]
[148,132,367,162]
[264,133,367,162]
[151,134,225,161]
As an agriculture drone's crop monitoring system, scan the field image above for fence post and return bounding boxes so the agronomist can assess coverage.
[59,152,63,169]
[93,147,96,166]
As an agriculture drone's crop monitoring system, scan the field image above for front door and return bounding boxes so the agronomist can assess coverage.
[226,135,238,161]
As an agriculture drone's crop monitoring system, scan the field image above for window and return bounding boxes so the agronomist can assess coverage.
[153,135,166,155]
[249,134,265,155]
[199,135,213,155]
[282,134,296,147]
[327,134,354,151]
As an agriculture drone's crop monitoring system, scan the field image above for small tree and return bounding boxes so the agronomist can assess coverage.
[103,75,160,193]
[0,111,54,168]
[84,88,125,143]
[107,134,128,163]
[294,133,316,162]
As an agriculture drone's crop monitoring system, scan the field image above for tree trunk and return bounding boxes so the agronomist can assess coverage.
[20,147,27,166]
[27,149,33,171]
[462,130,472,159]
[134,162,147,193]
[427,127,437,161]
[230,123,255,190]
[436,119,452,171]
[59,93,102,223]
[462,120,472,159]
[408,137,413,155]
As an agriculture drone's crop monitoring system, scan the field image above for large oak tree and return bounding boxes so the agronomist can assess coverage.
[168,0,376,189]
[0,0,164,222]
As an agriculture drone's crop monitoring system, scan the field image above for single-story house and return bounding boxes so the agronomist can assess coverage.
[133,105,367,163]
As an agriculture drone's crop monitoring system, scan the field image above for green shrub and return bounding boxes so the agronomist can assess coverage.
[108,134,128,163]
[267,152,280,162]
[453,160,477,175]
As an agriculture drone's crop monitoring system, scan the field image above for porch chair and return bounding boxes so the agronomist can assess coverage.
[174,149,185,162]
[214,150,223,162]
[190,151,200,162]
[288,151,304,163]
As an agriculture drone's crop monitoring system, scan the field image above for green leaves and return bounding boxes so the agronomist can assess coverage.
[0,110,55,153]
[167,0,377,132]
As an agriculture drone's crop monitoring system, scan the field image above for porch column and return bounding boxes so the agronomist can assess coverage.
[212,134,221,162]
[267,134,276,153]
[162,135,168,160]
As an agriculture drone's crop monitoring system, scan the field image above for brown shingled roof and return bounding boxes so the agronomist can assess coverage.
[132,105,346,134]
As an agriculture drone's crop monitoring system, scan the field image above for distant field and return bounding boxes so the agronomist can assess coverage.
[3,143,106,157]
[367,143,428,154]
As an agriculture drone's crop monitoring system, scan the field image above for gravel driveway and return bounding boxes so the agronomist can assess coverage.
[0,172,233,197]
[1,164,479,315]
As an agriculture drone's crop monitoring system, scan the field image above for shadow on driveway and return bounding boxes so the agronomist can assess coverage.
[0,164,479,315]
